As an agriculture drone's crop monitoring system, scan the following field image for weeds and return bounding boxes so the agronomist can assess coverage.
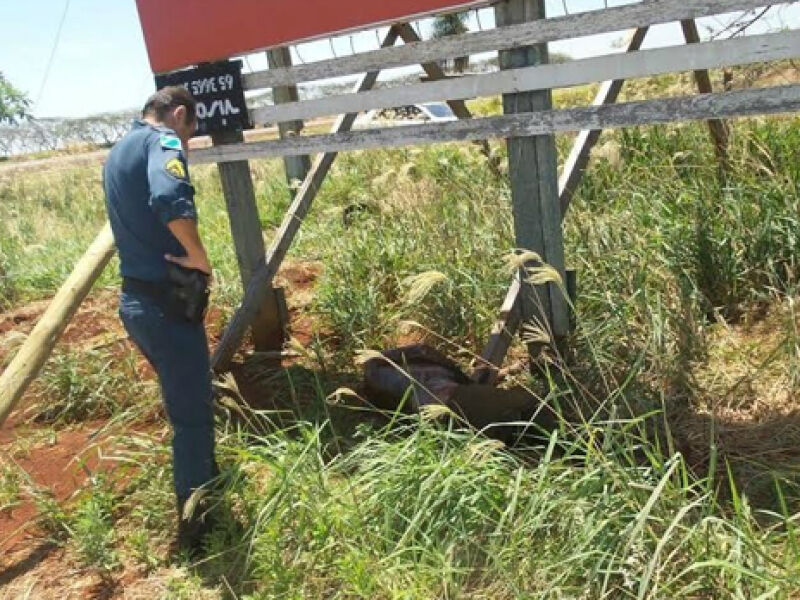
[31,346,154,425]
[127,527,162,571]
[0,461,21,512]
[33,490,71,541]
[71,476,119,571]
[184,407,799,598]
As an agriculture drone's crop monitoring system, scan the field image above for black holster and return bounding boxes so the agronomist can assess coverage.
[123,267,210,324]
[166,263,210,324]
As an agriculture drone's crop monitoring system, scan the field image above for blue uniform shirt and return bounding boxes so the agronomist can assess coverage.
[103,120,197,282]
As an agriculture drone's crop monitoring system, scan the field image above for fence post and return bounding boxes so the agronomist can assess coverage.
[267,47,311,192]
[495,0,569,359]
[211,130,288,352]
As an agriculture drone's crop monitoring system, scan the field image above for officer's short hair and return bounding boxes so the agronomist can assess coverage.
[143,86,197,123]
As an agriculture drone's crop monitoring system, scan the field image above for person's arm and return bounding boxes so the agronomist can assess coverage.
[166,218,211,275]
[145,132,212,275]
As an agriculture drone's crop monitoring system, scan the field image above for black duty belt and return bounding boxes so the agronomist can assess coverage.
[122,270,210,325]
[122,277,169,302]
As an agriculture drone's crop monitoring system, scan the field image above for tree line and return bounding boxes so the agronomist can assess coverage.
[0,111,136,157]
[0,71,138,158]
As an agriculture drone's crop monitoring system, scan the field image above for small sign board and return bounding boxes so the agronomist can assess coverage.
[155,61,251,136]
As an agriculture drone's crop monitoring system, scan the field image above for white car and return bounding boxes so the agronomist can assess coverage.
[355,102,457,128]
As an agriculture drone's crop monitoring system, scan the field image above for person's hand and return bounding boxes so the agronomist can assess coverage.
[165,252,212,278]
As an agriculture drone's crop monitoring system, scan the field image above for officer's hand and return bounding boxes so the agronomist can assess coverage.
[165,253,213,279]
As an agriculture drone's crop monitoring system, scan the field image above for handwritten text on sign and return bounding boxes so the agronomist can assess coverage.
[155,61,250,136]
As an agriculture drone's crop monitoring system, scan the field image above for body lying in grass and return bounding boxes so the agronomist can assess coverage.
[363,344,558,443]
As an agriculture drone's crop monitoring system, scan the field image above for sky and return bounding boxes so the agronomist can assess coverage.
[1,0,798,119]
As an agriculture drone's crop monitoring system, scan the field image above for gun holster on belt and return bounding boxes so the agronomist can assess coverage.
[166,264,210,324]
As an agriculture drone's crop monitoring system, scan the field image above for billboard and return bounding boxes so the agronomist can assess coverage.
[136,0,486,74]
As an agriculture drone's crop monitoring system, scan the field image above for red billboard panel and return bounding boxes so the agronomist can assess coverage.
[136,0,485,74]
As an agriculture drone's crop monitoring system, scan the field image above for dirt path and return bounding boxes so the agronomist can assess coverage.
[0,292,165,599]
[0,292,130,555]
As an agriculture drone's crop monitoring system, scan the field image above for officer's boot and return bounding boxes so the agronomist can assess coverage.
[176,494,216,557]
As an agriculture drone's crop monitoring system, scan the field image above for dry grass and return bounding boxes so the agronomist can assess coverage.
[667,295,800,507]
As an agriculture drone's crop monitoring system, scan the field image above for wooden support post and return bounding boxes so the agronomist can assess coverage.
[681,18,731,175]
[475,22,646,385]
[496,0,569,361]
[472,276,523,384]
[394,23,500,175]
[0,224,115,427]
[267,47,311,191]
[473,26,668,381]
[211,26,401,372]
[211,130,288,351]
[559,27,648,214]
[474,21,735,381]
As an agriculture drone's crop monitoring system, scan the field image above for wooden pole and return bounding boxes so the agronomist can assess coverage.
[681,18,731,175]
[267,46,311,190]
[472,275,522,383]
[0,223,115,427]
[496,0,569,360]
[212,130,288,351]
[475,26,659,380]
[473,21,739,381]
[559,27,648,214]
[211,26,401,372]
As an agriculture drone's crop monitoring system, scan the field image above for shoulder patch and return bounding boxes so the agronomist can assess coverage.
[165,157,187,180]
[160,134,182,151]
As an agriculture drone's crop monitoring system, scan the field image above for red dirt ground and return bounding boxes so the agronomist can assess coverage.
[0,418,107,554]
[276,259,324,347]
[0,263,322,597]
[0,291,131,560]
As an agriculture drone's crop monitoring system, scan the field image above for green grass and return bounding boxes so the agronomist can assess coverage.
[0,461,22,513]
[82,401,799,598]
[70,475,119,571]
[2,91,800,596]
[0,168,117,309]
[28,345,157,425]
[237,417,797,598]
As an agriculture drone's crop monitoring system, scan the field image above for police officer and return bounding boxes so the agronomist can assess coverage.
[103,86,216,553]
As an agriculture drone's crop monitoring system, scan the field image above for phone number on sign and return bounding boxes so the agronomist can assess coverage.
[179,74,237,96]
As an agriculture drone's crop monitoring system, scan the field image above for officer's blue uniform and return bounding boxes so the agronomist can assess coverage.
[103,120,215,503]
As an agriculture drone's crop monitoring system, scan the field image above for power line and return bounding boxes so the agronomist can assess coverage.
[715,7,772,40]
[36,0,71,112]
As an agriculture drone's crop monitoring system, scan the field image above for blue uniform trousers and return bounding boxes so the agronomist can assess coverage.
[119,290,216,502]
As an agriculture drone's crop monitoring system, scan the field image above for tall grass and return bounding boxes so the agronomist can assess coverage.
[0,168,115,308]
[230,415,798,598]
[98,399,795,598]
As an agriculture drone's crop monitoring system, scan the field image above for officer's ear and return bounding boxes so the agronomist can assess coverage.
[174,105,189,126]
